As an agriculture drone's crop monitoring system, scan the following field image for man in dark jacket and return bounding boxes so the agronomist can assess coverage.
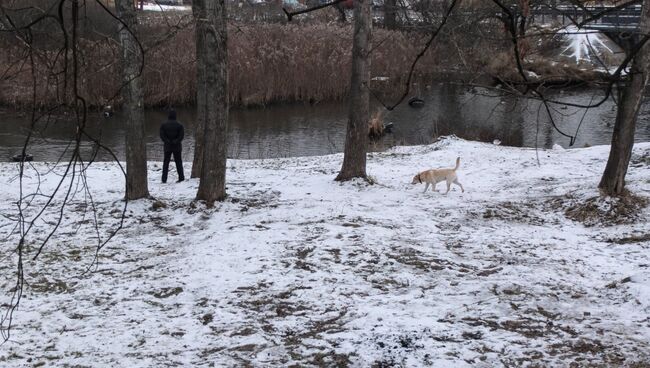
[160,110,185,183]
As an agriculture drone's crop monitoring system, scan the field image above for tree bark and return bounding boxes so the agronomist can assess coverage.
[116,0,149,200]
[191,22,206,179]
[195,0,229,204]
[599,0,650,195]
[335,0,371,181]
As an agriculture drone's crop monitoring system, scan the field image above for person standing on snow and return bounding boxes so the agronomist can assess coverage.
[159,109,185,183]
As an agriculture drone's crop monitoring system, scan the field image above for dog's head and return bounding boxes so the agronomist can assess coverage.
[411,173,422,185]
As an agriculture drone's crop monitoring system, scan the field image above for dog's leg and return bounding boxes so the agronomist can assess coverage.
[454,179,464,193]
[444,180,451,195]
[423,183,429,193]
[431,183,437,192]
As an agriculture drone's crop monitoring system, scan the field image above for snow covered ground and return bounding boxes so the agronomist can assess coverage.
[558,25,614,64]
[0,137,649,367]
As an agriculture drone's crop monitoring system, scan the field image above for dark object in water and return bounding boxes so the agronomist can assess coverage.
[103,105,113,118]
[408,97,424,108]
[12,153,33,162]
[383,122,394,133]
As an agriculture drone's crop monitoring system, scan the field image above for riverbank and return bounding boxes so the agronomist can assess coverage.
[1,138,649,366]
[1,13,624,112]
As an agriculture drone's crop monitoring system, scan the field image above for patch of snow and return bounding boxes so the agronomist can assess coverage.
[141,3,191,12]
[558,25,613,63]
[526,70,540,79]
[0,138,649,366]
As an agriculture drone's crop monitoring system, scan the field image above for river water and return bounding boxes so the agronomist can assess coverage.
[1,83,649,162]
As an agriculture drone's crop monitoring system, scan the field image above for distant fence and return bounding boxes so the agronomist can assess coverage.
[531,5,641,31]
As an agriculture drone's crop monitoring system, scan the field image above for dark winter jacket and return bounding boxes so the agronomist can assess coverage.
[160,119,184,153]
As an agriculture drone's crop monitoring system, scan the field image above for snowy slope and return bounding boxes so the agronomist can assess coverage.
[558,25,614,63]
[555,25,627,75]
[0,138,649,367]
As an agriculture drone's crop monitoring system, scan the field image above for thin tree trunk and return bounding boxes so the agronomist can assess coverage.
[334,3,347,23]
[384,0,397,29]
[599,0,650,195]
[116,0,149,200]
[191,22,206,179]
[195,0,229,204]
[335,0,371,181]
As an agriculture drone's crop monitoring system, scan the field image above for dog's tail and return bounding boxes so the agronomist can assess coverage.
[454,157,461,171]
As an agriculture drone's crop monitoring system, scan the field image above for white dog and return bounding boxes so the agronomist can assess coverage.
[411,157,464,194]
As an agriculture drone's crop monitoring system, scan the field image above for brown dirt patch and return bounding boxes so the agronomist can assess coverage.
[561,192,648,227]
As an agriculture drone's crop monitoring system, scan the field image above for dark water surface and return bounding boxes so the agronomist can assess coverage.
[1,83,649,162]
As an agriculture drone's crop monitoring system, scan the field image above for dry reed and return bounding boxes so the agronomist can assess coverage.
[368,110,384,138]
[1,20,444,109]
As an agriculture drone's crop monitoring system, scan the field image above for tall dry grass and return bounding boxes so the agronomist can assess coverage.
[368,110,384,138]
[0,20,446,109]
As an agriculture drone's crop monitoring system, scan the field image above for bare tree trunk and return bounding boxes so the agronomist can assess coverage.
[384,0,397,29]
[550,0,558,23]
[195,0,229,204]
[599,0,650,195]
[191,23,206,179]
[116,0,149,200]
[334,3,347,22]
[335,0,371,182]
[516,0,530,58]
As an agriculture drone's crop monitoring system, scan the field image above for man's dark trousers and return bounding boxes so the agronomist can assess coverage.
[162,150,184,183]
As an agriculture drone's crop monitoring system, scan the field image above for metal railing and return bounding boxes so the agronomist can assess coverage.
[531,4,642,30]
